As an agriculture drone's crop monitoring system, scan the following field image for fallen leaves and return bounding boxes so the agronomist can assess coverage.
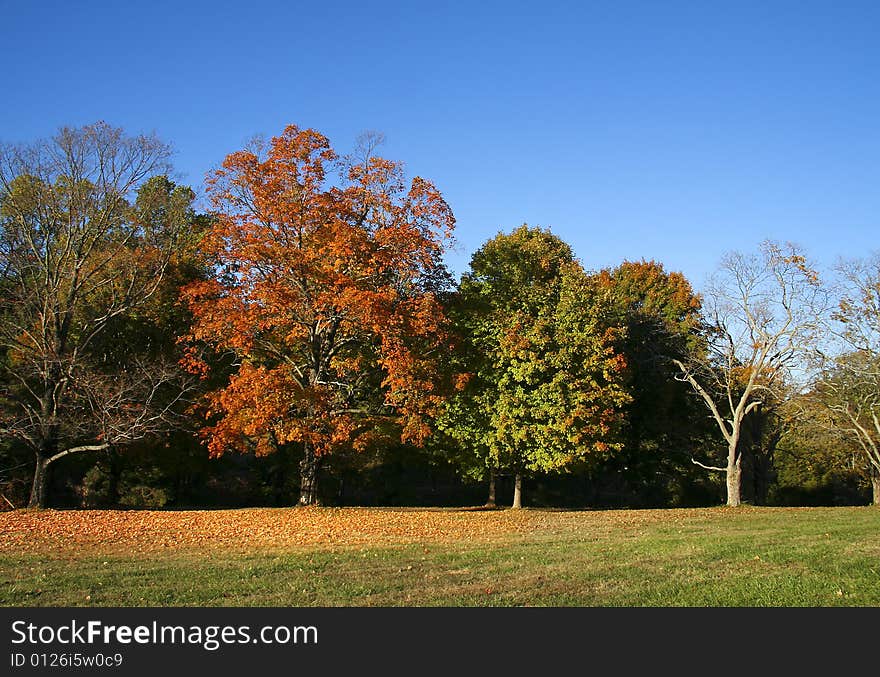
[0,506,728,557]
[0,505,811,559]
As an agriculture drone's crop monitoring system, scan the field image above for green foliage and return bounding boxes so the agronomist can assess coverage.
[440,226,628,488]
[117,473,172,509]
[78,466,116,508]
[772,392,872,506]
[490,263,629,472]
[77,456,173,509]
[461,224,575,315]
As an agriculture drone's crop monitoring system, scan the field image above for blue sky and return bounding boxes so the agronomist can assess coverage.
[2,0,877,288]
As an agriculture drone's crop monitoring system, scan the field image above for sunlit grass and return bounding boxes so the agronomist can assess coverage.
[1,506,877,606]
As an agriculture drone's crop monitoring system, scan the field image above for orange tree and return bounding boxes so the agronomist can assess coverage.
[182,125,455,505]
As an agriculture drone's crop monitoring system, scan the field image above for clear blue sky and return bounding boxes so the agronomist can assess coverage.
[2,0,877,288]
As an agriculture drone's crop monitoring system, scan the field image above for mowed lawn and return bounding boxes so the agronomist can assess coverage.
[0,506,877,606]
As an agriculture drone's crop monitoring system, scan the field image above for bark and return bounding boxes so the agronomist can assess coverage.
[298,441,319,506]
[28,455,51,509]
[726,446,742,507]
[871,468,880,507]
[28,428,57,508]
[512,473,522,509]
[486,470,496,507]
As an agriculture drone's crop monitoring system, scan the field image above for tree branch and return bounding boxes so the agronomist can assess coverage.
[47,443,110,466]
[691,457,727,472]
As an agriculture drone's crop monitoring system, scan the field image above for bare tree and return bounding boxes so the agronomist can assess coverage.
[674,241,824,507]
[0,122,194,507]
[813,254,880,504]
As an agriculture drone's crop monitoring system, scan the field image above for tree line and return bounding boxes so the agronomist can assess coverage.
[1,122,877,510]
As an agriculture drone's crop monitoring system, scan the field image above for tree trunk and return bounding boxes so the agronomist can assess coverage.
[486,470,496,507]
[512,473,522,509]
[298,442,319,506]
[28,456,51,509]
[726,448,742,507]
[871,468,880,507]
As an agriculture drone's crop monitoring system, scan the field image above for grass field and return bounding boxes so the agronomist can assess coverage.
[1,505,878,606]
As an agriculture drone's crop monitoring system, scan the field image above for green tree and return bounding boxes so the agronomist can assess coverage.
[440,226,628,508]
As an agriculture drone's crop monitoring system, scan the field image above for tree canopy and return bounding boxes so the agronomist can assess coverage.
[0,123,199,507]
[1,121,875,511]
[182,125,456,505]
[440,226,629,507]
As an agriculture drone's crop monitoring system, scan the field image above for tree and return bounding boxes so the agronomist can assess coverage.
[183,124,455,505]
[0,123,197,507]
[813,254,880,504]
[807,355,879,504]
[440,226,628,508]
[592,260,710,505]
[674,241,823,507]
[773,391,868,505]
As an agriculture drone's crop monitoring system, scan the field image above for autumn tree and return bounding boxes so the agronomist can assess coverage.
[812,254,880,504]
[591,260,711,503]
[674,241,824,507]
[183,125,455,506]
[0,123,198,507]
[440,226,628,508]
[774,391,869,505]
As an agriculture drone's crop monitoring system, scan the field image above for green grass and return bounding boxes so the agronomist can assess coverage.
[2,506,878,606]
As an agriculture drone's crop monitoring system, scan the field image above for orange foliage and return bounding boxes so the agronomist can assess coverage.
[182,124,455,459]
[595,259,702,326]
